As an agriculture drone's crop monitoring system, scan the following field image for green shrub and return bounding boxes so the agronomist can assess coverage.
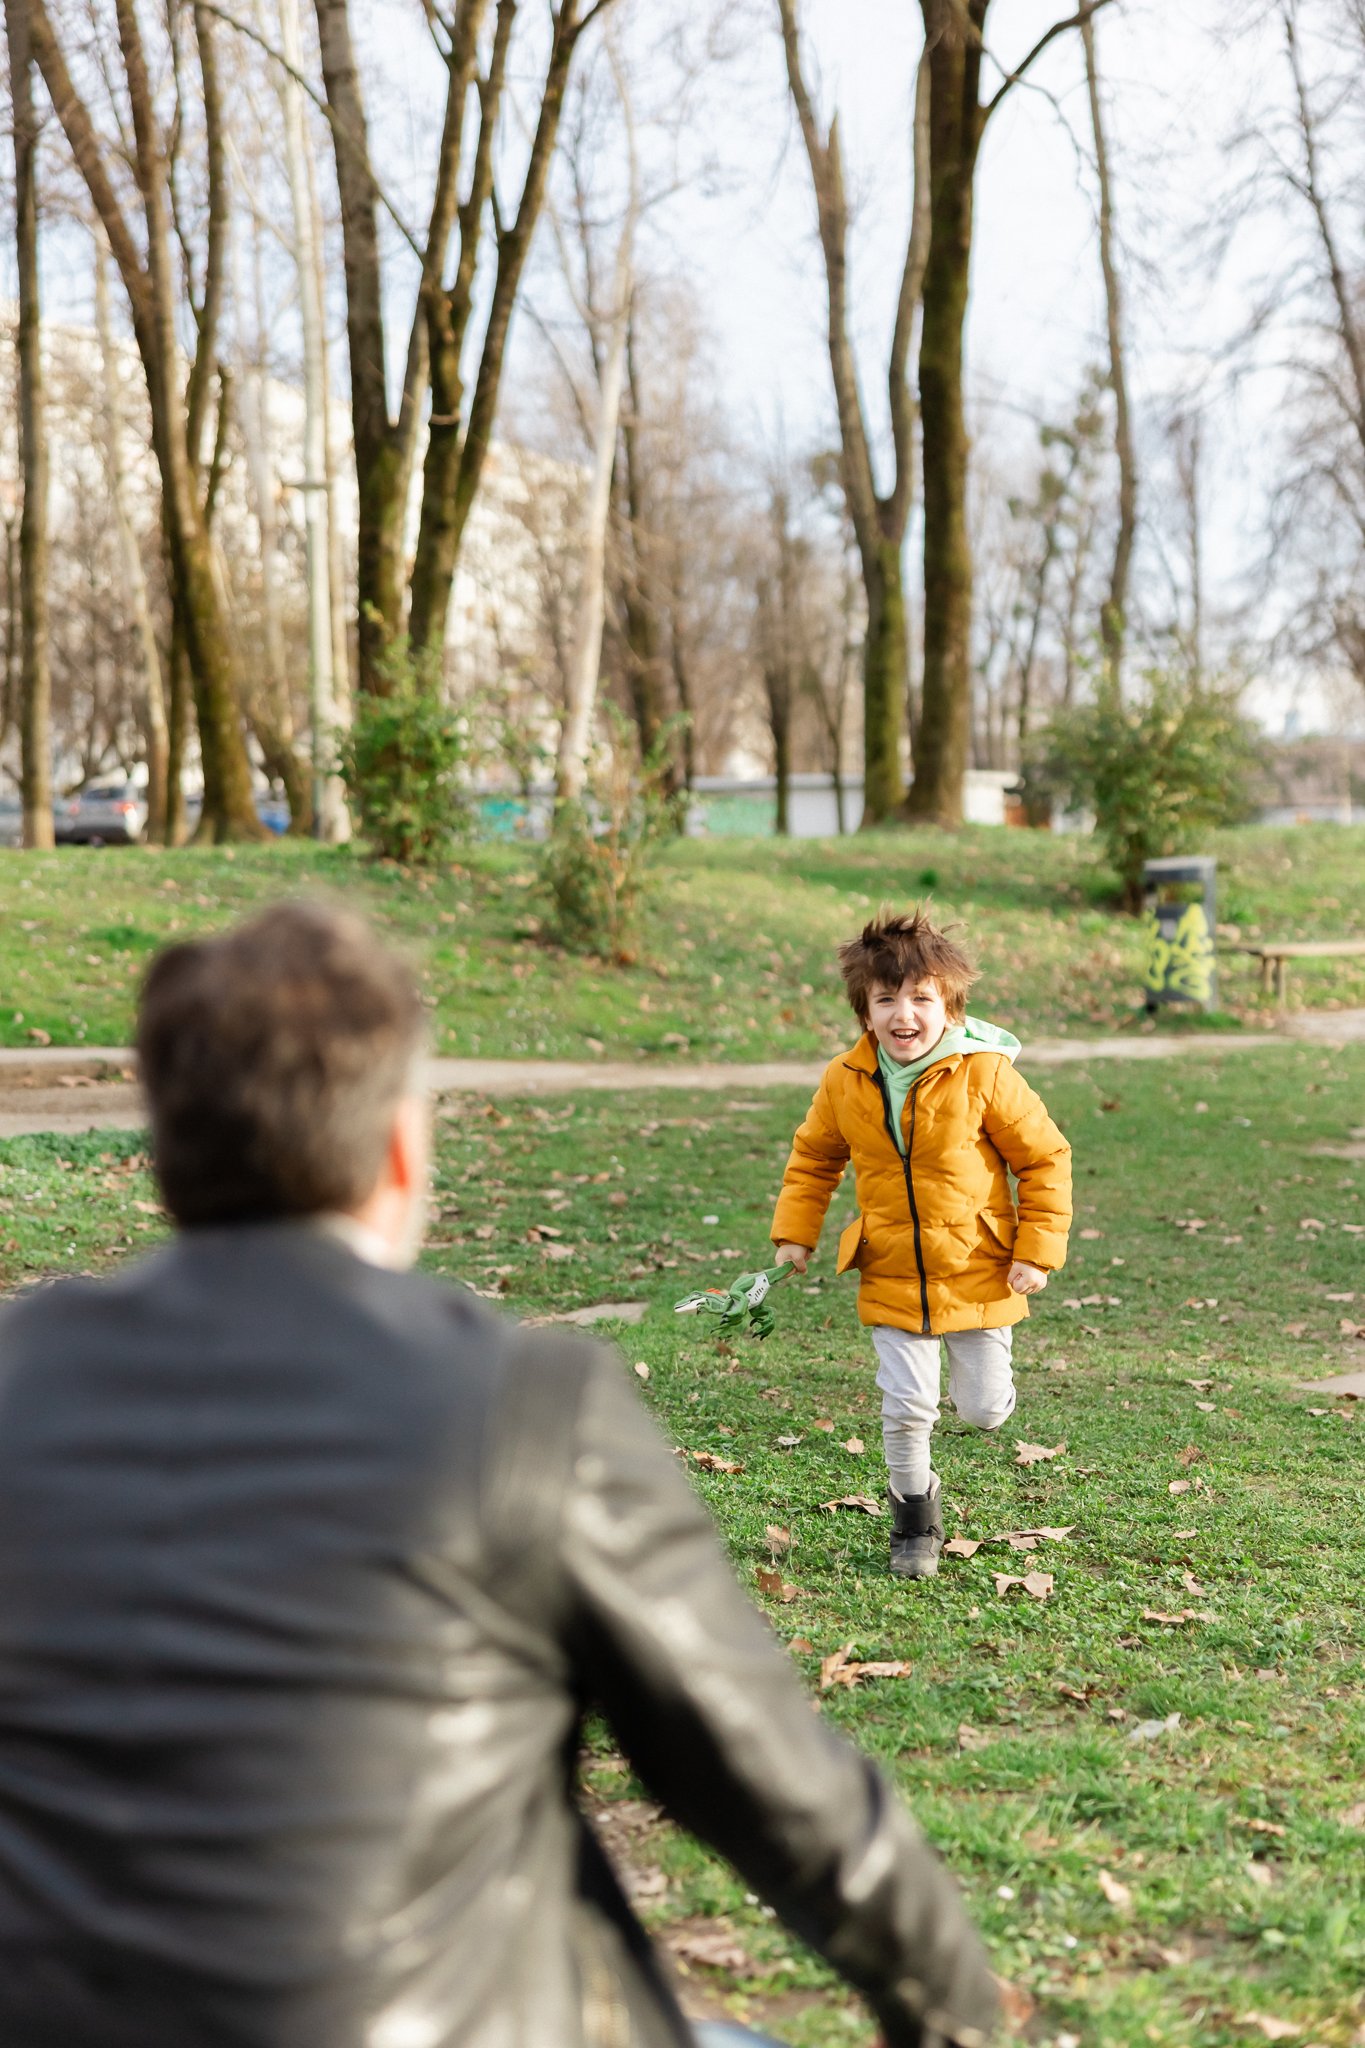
[1028,675,1262,910]
[337,641,470,866]
[540,710,679,961]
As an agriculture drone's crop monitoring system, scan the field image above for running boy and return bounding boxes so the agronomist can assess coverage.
[771,908,1072,1579]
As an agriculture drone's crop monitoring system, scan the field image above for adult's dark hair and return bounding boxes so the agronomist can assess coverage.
[137,901,427,1226]
[836,905,977,1025]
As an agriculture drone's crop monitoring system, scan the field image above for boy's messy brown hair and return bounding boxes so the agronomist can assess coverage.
[837,906,977,1026]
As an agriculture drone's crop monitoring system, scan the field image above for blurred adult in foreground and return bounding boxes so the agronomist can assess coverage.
[0,903,999,2048]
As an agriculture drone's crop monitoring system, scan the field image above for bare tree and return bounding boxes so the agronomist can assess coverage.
[5,0,55,846]
[94,228,169,836]
[909,0,1113,824]
[1082,1,1136,684]
[277,0,348,839]
[776,0,930,825]
[313,0,619,698]
[29,0,264,838]
[555,227,635,800]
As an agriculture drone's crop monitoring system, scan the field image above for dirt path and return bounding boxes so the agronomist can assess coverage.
[0,1013,1360,1138]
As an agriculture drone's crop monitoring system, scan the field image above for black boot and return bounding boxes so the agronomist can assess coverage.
[888,1474,944,1579]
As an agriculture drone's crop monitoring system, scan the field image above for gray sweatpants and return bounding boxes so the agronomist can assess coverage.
[872,1323,1016,1499]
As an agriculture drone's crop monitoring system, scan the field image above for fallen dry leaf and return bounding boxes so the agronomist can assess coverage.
[1173,1527,1198,1538]
[667,1924,753,1974]
[764,1523,792,1556]
[957,1722,995,1752]
[1195,1399,1216,1412]
[787,1636,814,1655]
[1181,1570,1207,1596]
[1234,1817,1288,1839]
[993,1570,1054,1601]
[689,1450,744,1474]
[1079,1226,1103,1239]
[997,1525,1074,1550]
[812,1417,835,1433]
[775,1432,805,1450]
[1097,1868,1132,1909]
[1142,1606,1214,1626]
[633,1361,650,1381]
[1014,1440,1065,1466]
[1168,1479,1193,1495]
[1339,1800,1365,1828]
[755,1567,803,1604]
[818,1643,913,1691]
[819,1493,883,1516]
[842,1435,865,1454]
[993,1976,1036,2030]
[1185,1378,1215,1391]
[1176,1443,1205,1467]
[1057,1682,1091,1703]
[1235,2016,1300,2042]
[943,1536,982,1559]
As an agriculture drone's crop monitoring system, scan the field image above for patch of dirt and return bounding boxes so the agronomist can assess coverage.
[584,1789,868,2037]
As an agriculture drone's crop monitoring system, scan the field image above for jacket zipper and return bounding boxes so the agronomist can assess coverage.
[873,1068,931,1334]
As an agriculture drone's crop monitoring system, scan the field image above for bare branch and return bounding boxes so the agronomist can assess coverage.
[982,0,1114,120]
[191,0,422,254]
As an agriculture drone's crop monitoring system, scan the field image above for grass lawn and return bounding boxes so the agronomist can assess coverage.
[2,1044,1362,2044]
[0,822,1362,1056]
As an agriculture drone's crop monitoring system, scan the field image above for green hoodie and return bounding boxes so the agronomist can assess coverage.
[876,1015,1022,1155]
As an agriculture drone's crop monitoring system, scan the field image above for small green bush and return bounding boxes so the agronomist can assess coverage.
[1028,675,1262,910]
[338,640,471,866]
[540,710,679,961]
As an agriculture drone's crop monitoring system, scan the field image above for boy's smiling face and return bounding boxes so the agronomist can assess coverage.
[867,975,950,1065]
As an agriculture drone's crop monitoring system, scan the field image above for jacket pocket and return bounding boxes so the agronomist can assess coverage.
[978,1209,1018,1256]
[836,1214,866,1275]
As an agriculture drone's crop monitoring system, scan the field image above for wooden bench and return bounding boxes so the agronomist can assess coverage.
[1234,939,1365,1007]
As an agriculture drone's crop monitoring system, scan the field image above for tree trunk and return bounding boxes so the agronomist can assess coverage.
[6,0,55,849]
[278,0,349,839]
[618,332,668,774]
[236,216,311,834]
[667,561,697,791]
[95,230,169,839]
[864,538,909,824]
[906,12,983,828]
[1,513,19,750]
[312,0,415,692]
[165,597,190,844]
[556,277,631,803]
[769,678,791,835]
[777,0,930,827]
[1082,5,1135,684]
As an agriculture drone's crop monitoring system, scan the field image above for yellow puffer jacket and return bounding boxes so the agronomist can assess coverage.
[771,1032,1072,1335]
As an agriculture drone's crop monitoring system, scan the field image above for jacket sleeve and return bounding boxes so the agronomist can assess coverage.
[770,1066,852,1250]
[561,1354,1000,2048]
[981,1060,1072,1272]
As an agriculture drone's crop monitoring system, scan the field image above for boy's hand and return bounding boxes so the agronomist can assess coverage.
[1008,1261,1048,1295]
[774,1242,810,1276]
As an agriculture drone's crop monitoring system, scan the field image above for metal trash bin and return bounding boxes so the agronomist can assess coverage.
[1141,855,1217,1012]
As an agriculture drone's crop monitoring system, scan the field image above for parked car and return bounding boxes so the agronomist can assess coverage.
[55,779,148,846]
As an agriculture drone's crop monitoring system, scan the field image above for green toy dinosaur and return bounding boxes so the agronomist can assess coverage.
[673,1261,794,1341]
